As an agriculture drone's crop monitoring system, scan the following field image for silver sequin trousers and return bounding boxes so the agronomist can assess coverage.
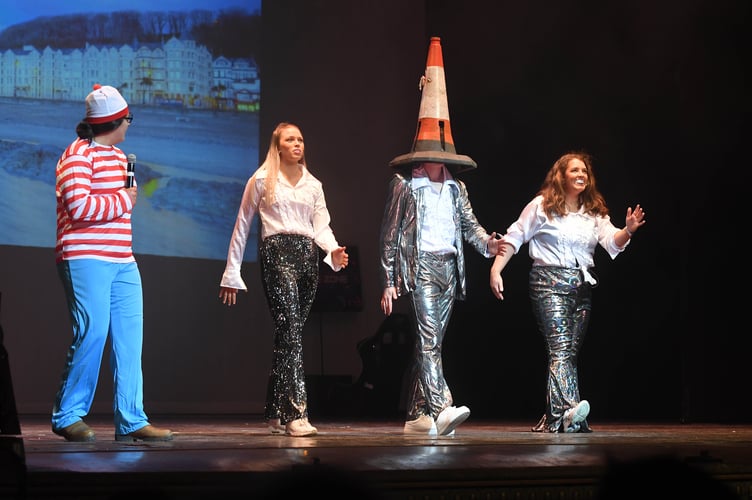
[405,252,458,421]
[259,234,319,424]
[529,266,593,433]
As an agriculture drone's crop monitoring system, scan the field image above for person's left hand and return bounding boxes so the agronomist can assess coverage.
[625,204,647,234]
[333,246,349,269]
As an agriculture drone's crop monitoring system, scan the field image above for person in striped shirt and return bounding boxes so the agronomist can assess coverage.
[51,84,172,443]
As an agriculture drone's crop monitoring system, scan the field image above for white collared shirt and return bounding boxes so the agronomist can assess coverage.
[503,195,627,284]
[220,165,340,290]
[412,167,457,255]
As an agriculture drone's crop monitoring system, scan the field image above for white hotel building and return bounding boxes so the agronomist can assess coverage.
[0,36,260,111]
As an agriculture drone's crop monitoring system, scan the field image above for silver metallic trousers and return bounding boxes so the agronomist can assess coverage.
[259,234,319,424]
[405,252,457,421]
[529,266,592,433]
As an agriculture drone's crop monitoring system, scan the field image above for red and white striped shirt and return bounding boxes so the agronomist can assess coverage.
[55,138,135,263]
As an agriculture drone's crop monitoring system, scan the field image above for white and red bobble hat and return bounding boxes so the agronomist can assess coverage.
[85,83,129,124]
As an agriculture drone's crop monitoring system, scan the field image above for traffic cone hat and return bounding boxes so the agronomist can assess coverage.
[389,36,476,174]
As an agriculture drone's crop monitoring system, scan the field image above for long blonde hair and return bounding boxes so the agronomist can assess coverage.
[538,152,609,219]
[249,122,306,206]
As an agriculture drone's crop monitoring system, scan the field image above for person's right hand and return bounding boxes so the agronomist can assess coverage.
[219,286,238,306]
[125,186,137,206]
[380,286,397,316]
[490,272,505,300]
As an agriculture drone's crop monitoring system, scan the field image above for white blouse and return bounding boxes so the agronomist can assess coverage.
[220,165,341,291]
[502,195,627,285]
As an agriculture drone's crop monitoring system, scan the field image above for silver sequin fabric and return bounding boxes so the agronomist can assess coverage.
[528,266,593,433]
[405,252,457,421]
[259,234,319,424]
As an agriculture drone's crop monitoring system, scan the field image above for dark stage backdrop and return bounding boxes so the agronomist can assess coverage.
[423,0,749,423]
[0,0,748,423]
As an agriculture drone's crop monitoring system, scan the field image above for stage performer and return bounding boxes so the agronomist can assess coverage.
[219,122,349,437]
[52,84,173,442]
[490,151,646,433]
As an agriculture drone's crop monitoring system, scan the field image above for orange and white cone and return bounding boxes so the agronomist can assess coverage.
[389,36,476,173]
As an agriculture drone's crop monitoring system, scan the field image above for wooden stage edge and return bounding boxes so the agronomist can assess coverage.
[1,415,751,499]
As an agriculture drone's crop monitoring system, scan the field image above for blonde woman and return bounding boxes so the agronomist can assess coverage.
[219,123,348,437]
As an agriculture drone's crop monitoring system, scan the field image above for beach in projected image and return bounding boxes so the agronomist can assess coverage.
[0,99,259,261]
[0,3,261,262]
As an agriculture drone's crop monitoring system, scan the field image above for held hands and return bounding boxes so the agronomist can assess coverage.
[489,240,513,300]
[625,204,647,234]
[487,232,507,256]
[333,246,349,269]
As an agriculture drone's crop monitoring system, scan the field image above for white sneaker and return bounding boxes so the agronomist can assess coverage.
[403,415,437,436]
[285,418,318,437]
[436,405,470,436]
[563,400,590,433]
[267,418,285,434]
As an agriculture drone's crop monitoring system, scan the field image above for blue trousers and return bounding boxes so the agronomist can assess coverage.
[52,260,149,435]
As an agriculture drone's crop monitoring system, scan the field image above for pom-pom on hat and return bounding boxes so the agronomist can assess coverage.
[85,83,129,124]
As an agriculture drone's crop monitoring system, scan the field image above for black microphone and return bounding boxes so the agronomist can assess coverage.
[126,154,136,188]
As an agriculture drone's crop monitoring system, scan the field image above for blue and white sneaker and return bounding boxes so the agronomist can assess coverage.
[563,400,590,433]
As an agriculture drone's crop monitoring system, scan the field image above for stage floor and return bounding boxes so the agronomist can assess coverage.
[3,415,752,499]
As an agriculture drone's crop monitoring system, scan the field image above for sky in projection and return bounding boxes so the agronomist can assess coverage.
[0,0,260,31]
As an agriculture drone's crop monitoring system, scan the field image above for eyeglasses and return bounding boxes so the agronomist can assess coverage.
[124,114,134,124]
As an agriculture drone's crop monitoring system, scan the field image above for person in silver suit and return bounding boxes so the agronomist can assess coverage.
[490,152,646,433]
[380,160,506,436]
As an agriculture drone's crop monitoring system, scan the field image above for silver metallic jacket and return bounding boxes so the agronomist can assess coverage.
[379,171,492,300]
